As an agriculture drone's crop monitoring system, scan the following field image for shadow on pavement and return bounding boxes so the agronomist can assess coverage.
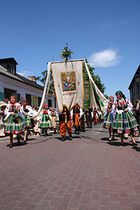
[55,135,81,142]
[7,142,27,147]
[26,138,36,141]
[132,146,140,152]
[107,141,134,147]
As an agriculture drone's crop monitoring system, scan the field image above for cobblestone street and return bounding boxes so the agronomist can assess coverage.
[0,125,140,210]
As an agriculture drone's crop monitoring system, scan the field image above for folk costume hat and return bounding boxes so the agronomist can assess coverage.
[10,96,16,100]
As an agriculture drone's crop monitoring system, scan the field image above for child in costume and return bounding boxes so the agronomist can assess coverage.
[40,104,52,136]
[104,96,115,141]
[4,96,23,148]
[112,90,138,145]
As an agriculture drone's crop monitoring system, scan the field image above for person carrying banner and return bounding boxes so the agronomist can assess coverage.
[4,96,23,148]
[73,104,80,134]
[59,106,72,141]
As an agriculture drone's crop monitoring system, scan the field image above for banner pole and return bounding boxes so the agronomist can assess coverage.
[31,62,51,118]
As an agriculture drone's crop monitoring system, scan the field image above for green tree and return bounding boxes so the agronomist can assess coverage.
[61,44,73,61]
[83,62,105,94]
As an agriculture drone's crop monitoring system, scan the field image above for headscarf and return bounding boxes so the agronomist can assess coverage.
[115,90,126,100]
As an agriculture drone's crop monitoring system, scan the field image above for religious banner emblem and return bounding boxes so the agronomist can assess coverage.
[51,60,84,112]
[61,71,76,92]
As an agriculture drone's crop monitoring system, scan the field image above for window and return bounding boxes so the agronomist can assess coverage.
[4,88,16,100]
[38,97,42,106]
[26,94,32,105]
[48,99,52,107]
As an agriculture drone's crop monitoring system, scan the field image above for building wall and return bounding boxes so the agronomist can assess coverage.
[0,74,56,107]
[130,82,140,106]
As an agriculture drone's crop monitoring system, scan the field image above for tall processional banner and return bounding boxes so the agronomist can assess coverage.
[51,60,84,112]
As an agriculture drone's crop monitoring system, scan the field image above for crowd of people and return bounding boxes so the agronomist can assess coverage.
[0,96,103,148]
[0,90,139,148]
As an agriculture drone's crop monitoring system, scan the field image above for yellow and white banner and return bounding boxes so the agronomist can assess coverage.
[51,60,84,112]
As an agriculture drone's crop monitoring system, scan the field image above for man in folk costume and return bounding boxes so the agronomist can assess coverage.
[4,96,23,148]
[73,104,81,134]
[112,90,138,145]
[86,108,93,128]
[21,99,33,142]
[79,108,85,132]
[59,106,72,141]
[40,104,52,136]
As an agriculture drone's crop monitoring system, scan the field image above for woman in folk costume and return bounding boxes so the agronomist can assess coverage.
[50,107,59,133]
[21,99,33,142]
[112,90,138,145]
[104,96,115,141]
[32,106,41,135]
[4,96,23,148]
[59,106,72,141]
[40,104,52,136]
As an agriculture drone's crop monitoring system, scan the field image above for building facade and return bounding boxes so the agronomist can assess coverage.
[0,58,56,107]
[128,65,140,106]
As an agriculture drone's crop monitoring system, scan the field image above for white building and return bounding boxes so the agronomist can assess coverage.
[0,58,56,107]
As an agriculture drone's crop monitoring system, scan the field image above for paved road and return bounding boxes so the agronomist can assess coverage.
[0,125,140,210]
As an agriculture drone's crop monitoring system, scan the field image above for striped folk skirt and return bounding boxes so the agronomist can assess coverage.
[112,111,138,133]
[104,112,114,129]
[40,114,52,128]
[4,115,23,134]
[23,115,31,128]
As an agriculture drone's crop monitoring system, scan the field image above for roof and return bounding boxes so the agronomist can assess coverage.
[0,64,44,90]
[128,65,140,89]
[0,57,18,65]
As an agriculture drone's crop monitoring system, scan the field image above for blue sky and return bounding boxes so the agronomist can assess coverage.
[0,0,140,98]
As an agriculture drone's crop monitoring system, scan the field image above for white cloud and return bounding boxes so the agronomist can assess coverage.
[88,49,122,67]
[17,71,31,76]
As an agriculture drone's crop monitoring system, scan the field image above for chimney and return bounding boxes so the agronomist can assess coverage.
[28,76,36,82]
